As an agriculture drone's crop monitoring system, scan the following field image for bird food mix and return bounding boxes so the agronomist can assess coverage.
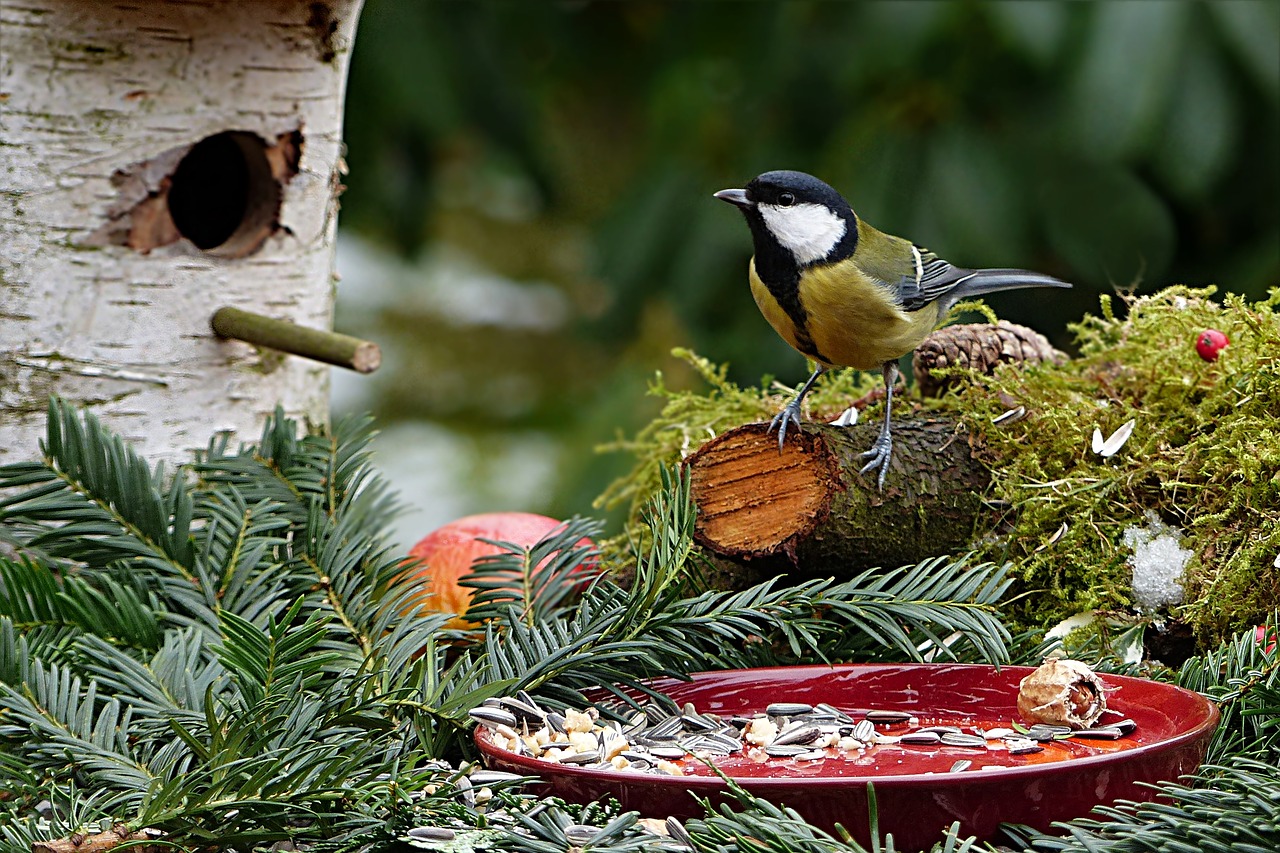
[475,662,1138,778]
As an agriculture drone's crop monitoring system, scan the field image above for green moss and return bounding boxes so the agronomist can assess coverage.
[599,287,1280,648]
[956,286,1280,645]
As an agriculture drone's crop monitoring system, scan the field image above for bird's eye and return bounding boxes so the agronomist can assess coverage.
[778,192,796,207]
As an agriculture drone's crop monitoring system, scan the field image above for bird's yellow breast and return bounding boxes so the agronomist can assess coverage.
[749,258,940,371]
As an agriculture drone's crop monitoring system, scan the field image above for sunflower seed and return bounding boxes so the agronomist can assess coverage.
[648,746,687,760]
[560,750,601,765]
[918,725,962,735]
[993,405,1027,425]
[682,735,733,755]
[900,731,941,745]
[498,697,544,722]
[1073,726,1124,740]
[545,712,567,733]
[851,720,876,742]
[1110,718,1137,735]
[795,749,827,761]
[773,724,822,746]
[468,770,524,786]
[1094,418,1136,457]
[1025,724,1073,741]
[949,759,973,772]
[864,709,912,724]
[939,732,988,749]
[564,825,598,844]
[767,702,814,717]
[681,713,718,732]
[468,707,518,728]
[765,743,808,757]
[815,703,855,723]
[666,817,694,847]
[1006,737,1044,755]
[407,826,456,841]
[982,727,1016,740]
[647,716,684,740]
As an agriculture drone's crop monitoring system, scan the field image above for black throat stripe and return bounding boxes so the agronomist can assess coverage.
[753,241,829,362]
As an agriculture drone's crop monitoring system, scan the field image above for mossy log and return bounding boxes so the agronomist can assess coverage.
[685,419,998,575]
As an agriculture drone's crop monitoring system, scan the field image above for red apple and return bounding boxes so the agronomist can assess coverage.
[403,512,595,630]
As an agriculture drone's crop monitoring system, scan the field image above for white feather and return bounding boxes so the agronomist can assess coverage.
[758,201,847,265]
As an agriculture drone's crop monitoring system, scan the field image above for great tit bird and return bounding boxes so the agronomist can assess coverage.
[715,170,1071,489]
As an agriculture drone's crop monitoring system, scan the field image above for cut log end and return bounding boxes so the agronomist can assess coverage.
[687,424,837,558]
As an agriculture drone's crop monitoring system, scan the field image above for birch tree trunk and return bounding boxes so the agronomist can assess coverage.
[0,0,364,468]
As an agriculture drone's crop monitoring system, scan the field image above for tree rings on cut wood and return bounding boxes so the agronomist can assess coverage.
[685,419,993,576]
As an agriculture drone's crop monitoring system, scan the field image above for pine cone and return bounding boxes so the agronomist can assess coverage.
[913,321,1066,398]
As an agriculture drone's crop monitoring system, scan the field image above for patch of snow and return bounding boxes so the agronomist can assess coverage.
[1122,511,1192,615]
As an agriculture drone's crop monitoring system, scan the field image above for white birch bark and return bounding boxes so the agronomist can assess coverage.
[0,0,364,468]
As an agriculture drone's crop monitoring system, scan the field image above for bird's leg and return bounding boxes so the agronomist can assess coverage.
[858,360,899,489]
[768,366,825,451]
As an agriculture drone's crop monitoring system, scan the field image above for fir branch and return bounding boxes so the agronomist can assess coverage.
[1175,613,1280,762]
[1006,756,1280,853]
[461,516,605,627]
[0,660,156,807]
[0,399,195,580]
[0,557,162,651]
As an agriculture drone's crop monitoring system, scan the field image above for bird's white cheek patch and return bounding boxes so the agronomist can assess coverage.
[758,202,847,265]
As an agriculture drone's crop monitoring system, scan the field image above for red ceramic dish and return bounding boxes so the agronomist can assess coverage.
[475,664,1218,851]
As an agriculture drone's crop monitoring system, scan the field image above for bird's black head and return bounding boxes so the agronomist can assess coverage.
[715,170,859,268]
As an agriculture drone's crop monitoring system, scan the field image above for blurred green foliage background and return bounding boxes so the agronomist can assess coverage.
[333,0,1279,545]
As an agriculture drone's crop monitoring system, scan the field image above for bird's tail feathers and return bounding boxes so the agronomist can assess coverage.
[952,269,1072,303]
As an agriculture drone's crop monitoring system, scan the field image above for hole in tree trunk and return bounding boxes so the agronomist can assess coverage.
[168,131,281,256]
[90,128,301,257]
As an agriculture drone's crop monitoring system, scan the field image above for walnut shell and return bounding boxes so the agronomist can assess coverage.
[1016,658,1107,729]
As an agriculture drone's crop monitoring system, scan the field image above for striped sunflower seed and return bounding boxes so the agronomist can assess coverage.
[773,724,822,746]
[939,732,987,749]
[564,825,598,844]
[864,709,913,724]
[468,706,518,728]
[1072,726,1124,740]
[666,817,694,847]
[1110,718,1137,735]
[767,702,814,717]
[815,703,855,723]
[468,770,524,786]
[900,731,941,745]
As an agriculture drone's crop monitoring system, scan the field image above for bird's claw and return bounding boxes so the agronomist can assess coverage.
[858,433,893,490]
[768,401,804,451]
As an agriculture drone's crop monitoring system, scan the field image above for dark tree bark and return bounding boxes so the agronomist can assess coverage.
[685,419,998,575]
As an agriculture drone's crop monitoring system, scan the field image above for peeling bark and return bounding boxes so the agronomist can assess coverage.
[0,0,364,468]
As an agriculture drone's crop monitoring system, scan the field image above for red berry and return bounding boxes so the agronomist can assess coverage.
[1195,329,1228,361]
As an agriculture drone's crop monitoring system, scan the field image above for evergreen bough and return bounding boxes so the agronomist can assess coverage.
[0,399,1275,852]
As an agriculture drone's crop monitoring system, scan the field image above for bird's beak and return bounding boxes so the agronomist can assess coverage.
[714,188,753,208]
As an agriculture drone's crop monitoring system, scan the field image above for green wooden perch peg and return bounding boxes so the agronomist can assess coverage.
[211,306,381,374]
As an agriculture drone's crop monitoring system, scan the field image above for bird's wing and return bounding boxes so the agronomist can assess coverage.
[896,246,979,312]
[853,228,976,313]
